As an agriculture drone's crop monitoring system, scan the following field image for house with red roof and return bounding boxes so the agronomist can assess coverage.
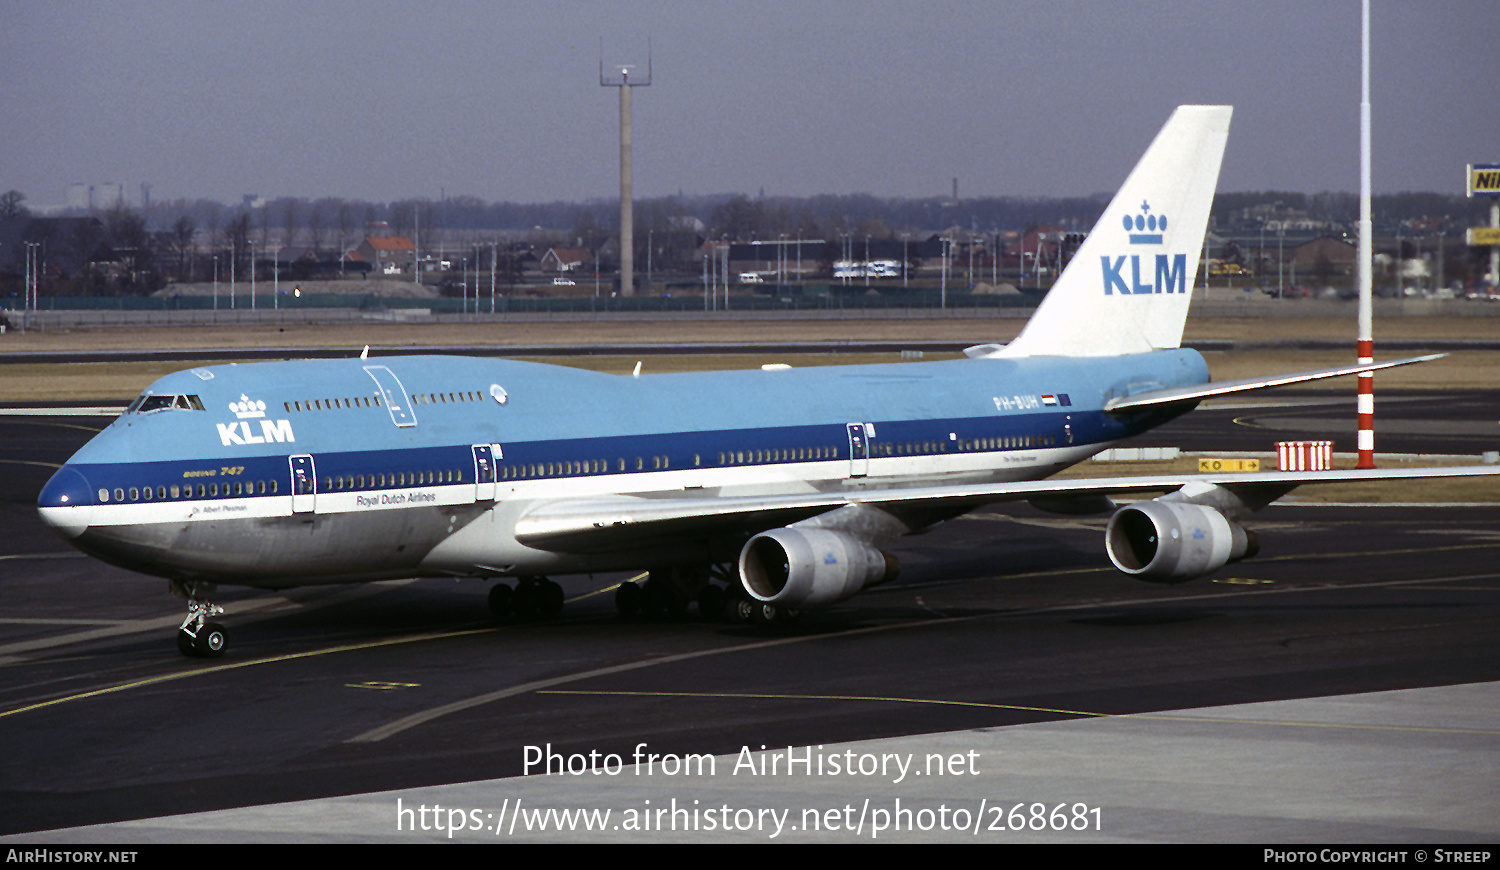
[356,236,416,275]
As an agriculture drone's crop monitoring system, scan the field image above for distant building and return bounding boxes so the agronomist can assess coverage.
[1291,237,1355,268]
[539,248,592,273]
[355,236,415,275]
[65,183,126,212]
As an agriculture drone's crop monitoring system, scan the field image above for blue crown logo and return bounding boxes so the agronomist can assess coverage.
[1123,200,1166,245]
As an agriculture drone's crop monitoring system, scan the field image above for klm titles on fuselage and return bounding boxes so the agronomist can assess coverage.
[1101,201,1187,295]
[216,395,295,447]
[218,418,296,447]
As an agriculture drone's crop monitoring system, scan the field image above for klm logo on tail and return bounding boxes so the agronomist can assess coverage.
[1102,200,1186,295]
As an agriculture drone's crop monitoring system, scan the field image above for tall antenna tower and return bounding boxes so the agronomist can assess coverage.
[601,40,651,296]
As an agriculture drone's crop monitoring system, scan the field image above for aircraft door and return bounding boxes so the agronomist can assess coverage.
[846,423,870,478]
[472,443,499,501]
[289,454,316,513]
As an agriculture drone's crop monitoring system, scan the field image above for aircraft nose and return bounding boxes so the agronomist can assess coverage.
[37,466,95,539]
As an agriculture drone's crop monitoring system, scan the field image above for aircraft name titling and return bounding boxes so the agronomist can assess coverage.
[355,491,437,508]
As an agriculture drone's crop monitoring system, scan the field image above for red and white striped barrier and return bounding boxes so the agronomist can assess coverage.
[1277,440,1334,471]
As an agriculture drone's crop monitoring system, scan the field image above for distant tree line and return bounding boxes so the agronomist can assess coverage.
[2,185,1493,298]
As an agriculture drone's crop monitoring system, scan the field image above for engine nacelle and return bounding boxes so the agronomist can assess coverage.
[1105,500,1259,584]
[738,528,899,609]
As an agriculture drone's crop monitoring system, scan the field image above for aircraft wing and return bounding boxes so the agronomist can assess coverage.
[1103,354,1444,413]
[513,464,1500,554]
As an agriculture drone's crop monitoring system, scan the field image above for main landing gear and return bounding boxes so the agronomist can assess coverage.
[487,576,565,621]
[173,582,227,658]
[614,565,800,625]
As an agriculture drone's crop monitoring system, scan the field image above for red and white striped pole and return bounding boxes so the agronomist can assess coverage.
[1356,0,1376,469]
[1357,339,1375,468]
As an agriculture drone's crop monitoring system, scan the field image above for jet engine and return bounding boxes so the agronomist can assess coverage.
[738,528,899,609]
[1105,499,1258,584]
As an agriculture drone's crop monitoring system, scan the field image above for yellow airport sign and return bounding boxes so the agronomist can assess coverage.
[1468,164,1500,197]
[1199,458,1259,472]
[1468,227,1500,246]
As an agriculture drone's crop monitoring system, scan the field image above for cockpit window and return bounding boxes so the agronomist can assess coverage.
[128,393,205,414]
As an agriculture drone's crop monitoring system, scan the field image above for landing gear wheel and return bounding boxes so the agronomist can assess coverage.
[538,580,564,619]
[195,622,227,657]
[697,584,725,621]
[487,583,514,620]
[511,582,538,621]
[639,579,668,618]
[175,590,226,659]
[615,581,642,618]
[640,569,690,620]
[727,596,755,624]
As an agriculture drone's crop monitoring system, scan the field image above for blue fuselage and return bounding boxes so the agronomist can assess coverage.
[37,350,1209,587]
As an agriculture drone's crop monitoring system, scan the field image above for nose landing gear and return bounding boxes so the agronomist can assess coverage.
[172,582,227,658]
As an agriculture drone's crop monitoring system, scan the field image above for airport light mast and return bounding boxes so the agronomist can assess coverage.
[601,42,650,297]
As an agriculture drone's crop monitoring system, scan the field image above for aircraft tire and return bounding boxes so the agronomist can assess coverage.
[726,596,755,624]
[639,580,666,617]
[195,622,227,658]
[664,588,688,619]
[615,581,642,618]
[511,583,538,621]
[697,584,725,621]
[539,581,564,619]
[176,629,197,657]
[487,583,513,620]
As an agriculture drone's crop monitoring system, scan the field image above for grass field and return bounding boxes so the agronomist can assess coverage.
[4,310,1500,353]
[5,313,1500,401]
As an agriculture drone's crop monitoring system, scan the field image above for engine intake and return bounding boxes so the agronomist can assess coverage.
[1105,500,1258,584]
[739,528,898,609]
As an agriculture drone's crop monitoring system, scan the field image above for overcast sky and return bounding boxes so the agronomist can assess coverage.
[4,0,1496,208]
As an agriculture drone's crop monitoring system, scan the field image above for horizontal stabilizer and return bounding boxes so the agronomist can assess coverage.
[1103,354,1444,413]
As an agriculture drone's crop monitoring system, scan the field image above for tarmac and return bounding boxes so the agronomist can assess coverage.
[8,680,1496,843]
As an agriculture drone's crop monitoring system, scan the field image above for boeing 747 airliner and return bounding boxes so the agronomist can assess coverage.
[36,106,1495,657]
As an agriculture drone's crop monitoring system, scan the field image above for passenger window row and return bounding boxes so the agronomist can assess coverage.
[281,390,484,414]
[285,395,381,413]
[91,430,1049,507]
[413,391,484,405]
[325,469,464,490]
[98,479,280,503]
[873,441,948,456]
[719,446,838,465]
[957,434,1056,451]
[503,458,619,479]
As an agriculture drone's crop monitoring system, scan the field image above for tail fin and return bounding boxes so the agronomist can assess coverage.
[999,105,1231,358]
